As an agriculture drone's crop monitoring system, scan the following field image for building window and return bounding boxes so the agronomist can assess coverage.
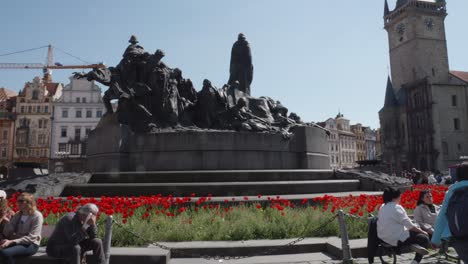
[28,106,32,113]
[32,90,39,100]
[58,143,67,152]
[44,105,49,113]
[454,118,460,131]
[85,128,91,136]
[86,110,92,118]
[38,134,45,145]
[38,120,43,128]
[452,95,457,107]
[74,127,81,140]
[76,110,82,118]
[61,127,67,138]
[36,105,41,113]
[442,141,448,155]
[2,130,7,143]
[76,98,80,103]
[62,110,68,118]
[20,106,24,113]
[71,144,80,155]
[96,110,102,118]
[82,97,86,103]
[1,148,6,158]
[43,119,48,128]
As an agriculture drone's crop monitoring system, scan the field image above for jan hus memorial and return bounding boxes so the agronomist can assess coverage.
[80,34,330,172]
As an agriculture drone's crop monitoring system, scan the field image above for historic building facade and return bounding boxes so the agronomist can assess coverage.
[0,88,17,178]
[336,114,357,168]
[379,0,468,172]
[320,114,378,169]
[351,124,366,162]
[50,77,104,172]
[364,127,377,160]
[13,77,63,167]
[321,118,340,169]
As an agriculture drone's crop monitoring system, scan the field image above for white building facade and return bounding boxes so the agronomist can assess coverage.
[50,77,104,172]
[322,118,340,169]
[364,127,377,160]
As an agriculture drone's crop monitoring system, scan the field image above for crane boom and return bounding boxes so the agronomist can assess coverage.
[0,45,105,82]
[0,63,105,69]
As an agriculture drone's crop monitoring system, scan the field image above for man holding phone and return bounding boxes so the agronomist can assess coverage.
[46,203,105,264]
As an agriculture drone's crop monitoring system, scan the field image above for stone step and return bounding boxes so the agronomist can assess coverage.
[169,252,334,264]
[16,247,170,264]
[61,180,360,197]
[89,169,335,183]
[159,238,330,259]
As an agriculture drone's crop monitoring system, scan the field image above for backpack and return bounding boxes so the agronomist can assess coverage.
[447,186,468,238]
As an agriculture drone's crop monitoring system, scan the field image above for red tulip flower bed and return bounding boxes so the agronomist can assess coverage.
[6,184,448,245]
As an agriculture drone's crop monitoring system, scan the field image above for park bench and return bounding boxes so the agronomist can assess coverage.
[368,216,461,264]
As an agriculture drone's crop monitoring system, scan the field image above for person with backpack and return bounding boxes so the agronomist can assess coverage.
[432,164,468,263]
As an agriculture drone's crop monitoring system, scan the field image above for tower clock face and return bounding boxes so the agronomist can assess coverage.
[424,18,435,31]
[396,23,406,35]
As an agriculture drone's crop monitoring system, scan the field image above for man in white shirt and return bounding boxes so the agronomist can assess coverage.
[377,188,430,264]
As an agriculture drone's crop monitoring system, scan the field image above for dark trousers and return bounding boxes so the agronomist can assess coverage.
[0,244,39,264]
[398,231,430,263]
[453,239,468,264]
[47,238,106,264]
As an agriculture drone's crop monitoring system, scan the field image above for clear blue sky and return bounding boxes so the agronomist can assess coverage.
[1,0,467,129]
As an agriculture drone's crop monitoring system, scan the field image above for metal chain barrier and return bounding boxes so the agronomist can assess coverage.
[112,213,339,261]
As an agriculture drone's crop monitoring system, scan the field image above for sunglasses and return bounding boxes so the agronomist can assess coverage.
[17,199,28,203]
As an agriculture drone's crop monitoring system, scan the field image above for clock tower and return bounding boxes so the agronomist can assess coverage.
[384,0,449,90]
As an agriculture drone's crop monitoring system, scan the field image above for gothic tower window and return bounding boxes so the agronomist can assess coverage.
[451,95,457,107]
[453,118,460,131]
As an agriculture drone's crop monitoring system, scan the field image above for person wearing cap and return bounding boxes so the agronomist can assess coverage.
[0,192,43,264]
[46,203,105,264]
[0,191,14,236]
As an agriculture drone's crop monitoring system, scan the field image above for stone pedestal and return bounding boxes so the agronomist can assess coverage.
[86,119,330,172]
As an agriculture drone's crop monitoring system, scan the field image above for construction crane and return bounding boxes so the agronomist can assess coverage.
[0,45,105,82]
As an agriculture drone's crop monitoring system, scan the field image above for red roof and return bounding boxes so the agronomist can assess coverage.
[45,82,60,96]
[0,88,17,102]
[450,71,468,83]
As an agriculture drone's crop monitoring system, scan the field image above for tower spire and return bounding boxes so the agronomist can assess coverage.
[384,0,390,17]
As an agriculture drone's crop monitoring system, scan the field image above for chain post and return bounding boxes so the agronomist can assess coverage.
[103,215,113,264]
[338,210,354,264]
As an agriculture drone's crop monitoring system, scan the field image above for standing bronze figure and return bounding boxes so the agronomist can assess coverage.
[228,33,253,95]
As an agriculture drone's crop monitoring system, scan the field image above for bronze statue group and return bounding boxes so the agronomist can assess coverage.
[75,34,306,136]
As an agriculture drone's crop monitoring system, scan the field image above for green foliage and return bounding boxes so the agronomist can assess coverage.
[76,205,371,247]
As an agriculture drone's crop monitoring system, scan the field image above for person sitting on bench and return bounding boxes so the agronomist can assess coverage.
[377,187,430,264]
[46,203,105,264]
[0,190,14,235]
[0,192,43,264]
[413,189,439,236]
